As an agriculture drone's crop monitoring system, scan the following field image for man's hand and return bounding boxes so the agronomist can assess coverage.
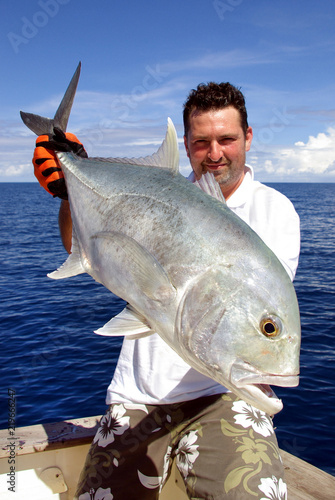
[32,127,87,199]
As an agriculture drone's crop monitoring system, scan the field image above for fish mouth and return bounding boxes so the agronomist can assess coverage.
[230,360,299,414]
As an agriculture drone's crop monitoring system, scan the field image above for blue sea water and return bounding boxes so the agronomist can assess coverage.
[1,182,334,476]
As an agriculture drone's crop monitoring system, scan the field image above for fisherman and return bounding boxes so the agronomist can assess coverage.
[32,82,300,499]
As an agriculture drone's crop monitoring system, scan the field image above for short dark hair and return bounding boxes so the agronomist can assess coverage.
[183,82,248,137]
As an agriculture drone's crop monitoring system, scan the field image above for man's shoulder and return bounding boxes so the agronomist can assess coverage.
[230,165,293,210]
[250,179,296,211]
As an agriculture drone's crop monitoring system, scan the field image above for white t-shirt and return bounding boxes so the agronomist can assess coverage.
[106,165,300,405]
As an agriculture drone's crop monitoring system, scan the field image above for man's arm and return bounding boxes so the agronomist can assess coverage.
[32,130,86,254]
[59,200,72,254]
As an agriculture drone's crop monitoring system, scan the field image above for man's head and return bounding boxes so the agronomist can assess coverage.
[183,82,249,138]
[183,82,253,199]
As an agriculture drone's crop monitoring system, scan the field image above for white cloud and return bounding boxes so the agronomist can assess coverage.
[249,126,335,181]
[282,126,335,175]
[3,163,31,178]
[161,47,285,74]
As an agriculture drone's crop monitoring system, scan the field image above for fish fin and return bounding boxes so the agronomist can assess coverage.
[48,230,85,279]
[19,112,55,136]
[20,62,81,135]
[193,172,226,203]
[53,62,81,132]
[95,118,180,174]
[95,305,155,339]
[91,231,176,302]
[145,117,179,173]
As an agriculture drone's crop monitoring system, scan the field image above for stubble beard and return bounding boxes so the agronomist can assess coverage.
[204,162,232,185]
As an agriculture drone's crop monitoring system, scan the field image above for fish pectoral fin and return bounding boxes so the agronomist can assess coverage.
[193,172,226,204]
[48,230,85,279]
[92,231,176,302]
[47,253,85,279]
[95,305,155,339]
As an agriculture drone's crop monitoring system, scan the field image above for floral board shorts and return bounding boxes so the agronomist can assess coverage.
[75,394,287,500]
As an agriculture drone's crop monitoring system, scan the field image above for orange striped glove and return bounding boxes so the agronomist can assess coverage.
[32,127,87,199]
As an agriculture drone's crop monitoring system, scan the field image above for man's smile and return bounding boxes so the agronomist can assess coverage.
[204,162,229,171]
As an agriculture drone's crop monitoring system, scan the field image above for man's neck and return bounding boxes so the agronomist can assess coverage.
[220,171,245,200]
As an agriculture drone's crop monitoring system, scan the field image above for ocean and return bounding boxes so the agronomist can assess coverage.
[1,182,334,476]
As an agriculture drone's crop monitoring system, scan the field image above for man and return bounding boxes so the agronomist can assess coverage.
[32,82,300,499]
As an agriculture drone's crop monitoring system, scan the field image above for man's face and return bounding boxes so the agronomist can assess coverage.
[184,106,253,199]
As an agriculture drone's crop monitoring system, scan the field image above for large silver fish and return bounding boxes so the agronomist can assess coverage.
[21,64,300,415]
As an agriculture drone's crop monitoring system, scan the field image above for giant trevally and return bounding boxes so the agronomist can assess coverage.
[21,64,300,415]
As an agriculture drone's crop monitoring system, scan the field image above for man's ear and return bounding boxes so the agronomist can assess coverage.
[245,126,253,152]
[184,135,190,158]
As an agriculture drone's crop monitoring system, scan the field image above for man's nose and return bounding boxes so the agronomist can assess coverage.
[208,141,223,162]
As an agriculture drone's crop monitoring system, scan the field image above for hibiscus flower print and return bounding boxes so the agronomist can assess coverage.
[94,404,130,448]
[258,475,287,500]
[78,486,113,499]
[176,430,199,478]
[232,400,274,437]
[160,445,173,491]
[236,437,272,465]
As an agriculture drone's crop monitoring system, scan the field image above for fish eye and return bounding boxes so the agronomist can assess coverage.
[260,316,282,338]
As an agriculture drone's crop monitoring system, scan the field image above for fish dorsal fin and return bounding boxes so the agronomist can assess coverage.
[102,118,180,174]
[47,229,85,279]
[193,172,226,204]
[95,304,155,339]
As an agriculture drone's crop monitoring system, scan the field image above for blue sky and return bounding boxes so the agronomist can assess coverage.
[1,0,335,182]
